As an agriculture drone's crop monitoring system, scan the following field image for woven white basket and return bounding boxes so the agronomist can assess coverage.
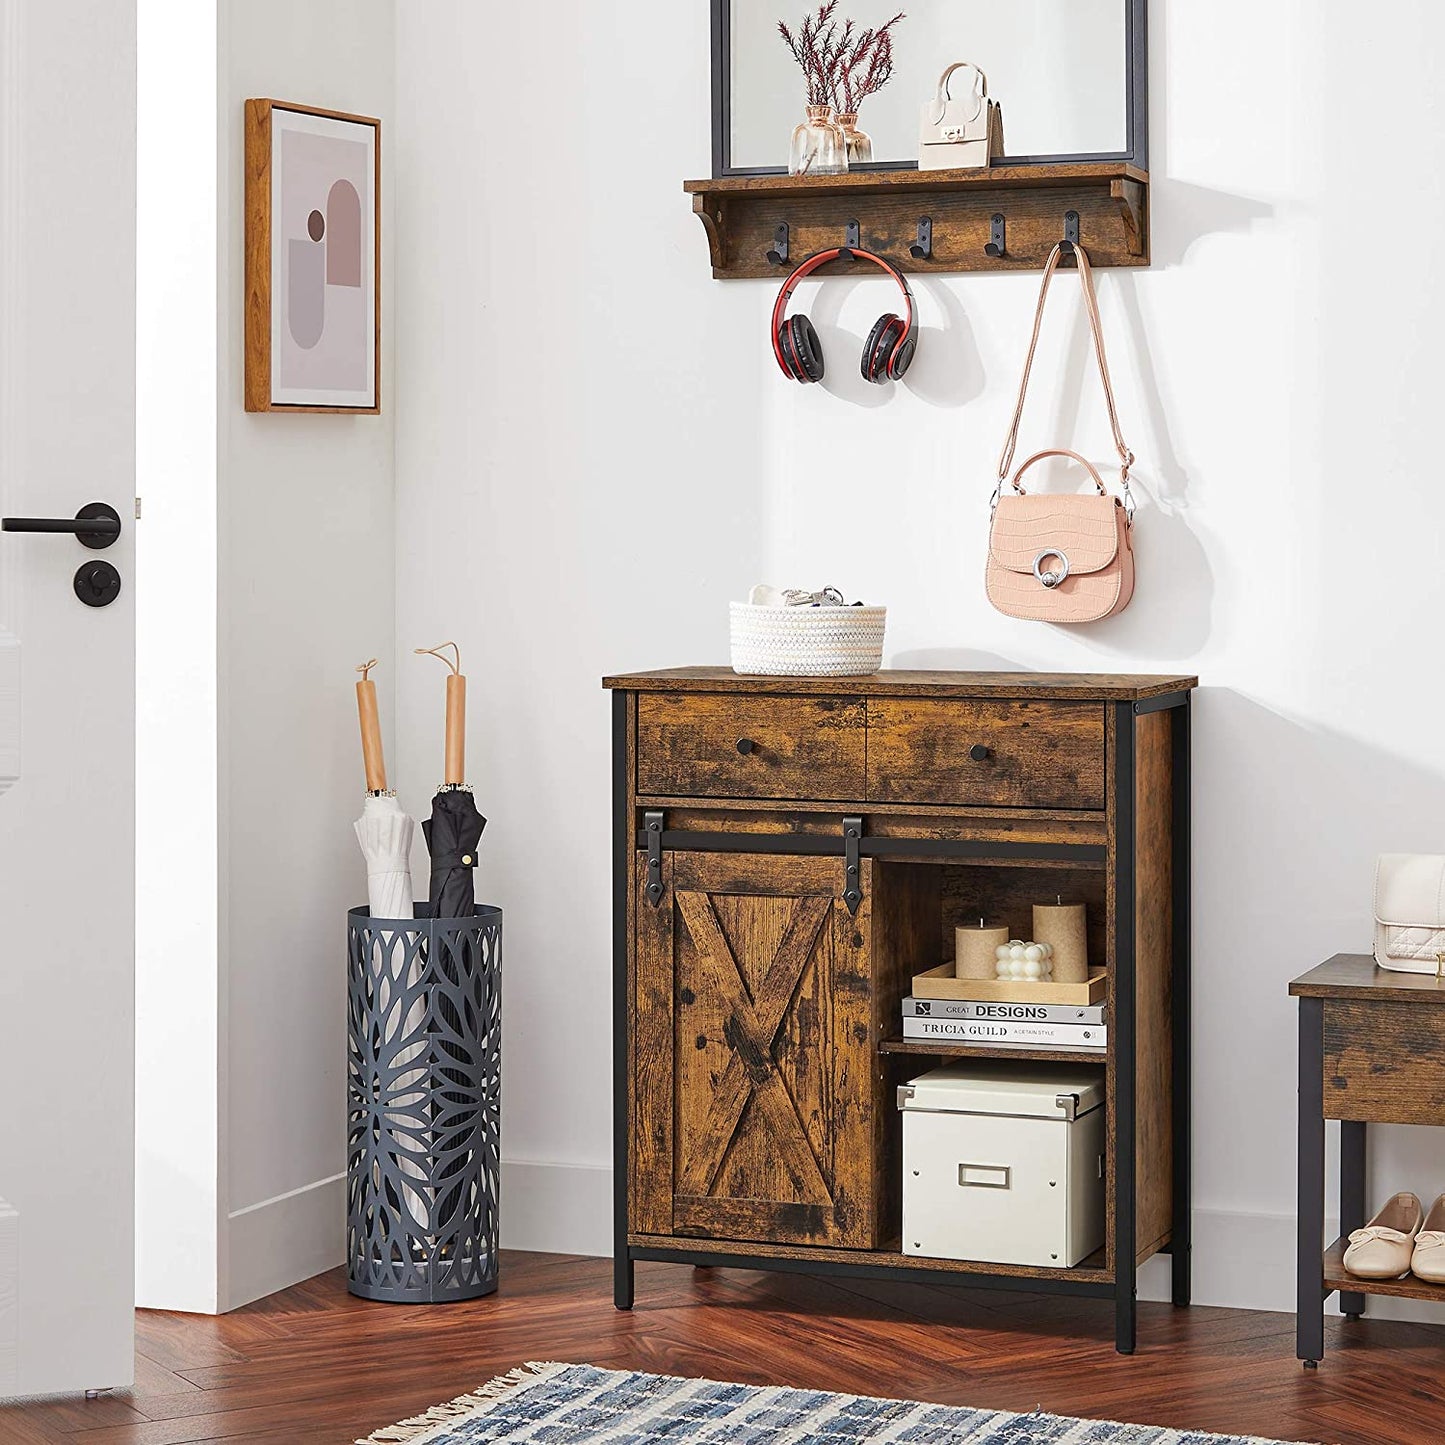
[729,601,887,677]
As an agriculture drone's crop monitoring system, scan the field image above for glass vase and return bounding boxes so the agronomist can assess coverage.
[789,104,847,177]
[835,112,873,166]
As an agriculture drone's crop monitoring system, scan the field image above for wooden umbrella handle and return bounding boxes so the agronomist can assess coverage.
[416,642,467,786]
[355,660,388,793]
[444,673,466,785]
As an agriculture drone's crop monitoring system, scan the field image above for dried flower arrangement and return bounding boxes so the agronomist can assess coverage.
[777,3,906,114]
[837,12,904,115]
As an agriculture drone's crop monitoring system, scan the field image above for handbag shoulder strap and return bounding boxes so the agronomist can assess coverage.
[994,242,1135,512]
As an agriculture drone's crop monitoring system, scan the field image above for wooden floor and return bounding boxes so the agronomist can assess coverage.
[2,1251,1443,1444]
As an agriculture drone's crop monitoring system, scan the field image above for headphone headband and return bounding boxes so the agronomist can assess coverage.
[771,247,915,345]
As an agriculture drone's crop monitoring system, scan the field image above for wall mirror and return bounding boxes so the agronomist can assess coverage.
[714,0,1147,176]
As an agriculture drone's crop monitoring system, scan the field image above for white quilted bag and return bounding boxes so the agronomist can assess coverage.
[1374,854,1445,975]
[729,600,886,677]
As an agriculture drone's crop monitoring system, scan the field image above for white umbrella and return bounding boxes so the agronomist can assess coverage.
[354,792,415,920]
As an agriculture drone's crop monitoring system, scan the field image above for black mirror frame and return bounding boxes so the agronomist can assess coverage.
[711,0,1148,178]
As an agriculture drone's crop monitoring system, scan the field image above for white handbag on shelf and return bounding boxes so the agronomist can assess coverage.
[919,62,1004,171]
[1373,854,1445,974]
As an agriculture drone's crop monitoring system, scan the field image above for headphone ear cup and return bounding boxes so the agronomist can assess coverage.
[788,315,825,383]
[776,319,805,381]
[775,319,803,380]
[862,315,903,384]
[889,332,917,380]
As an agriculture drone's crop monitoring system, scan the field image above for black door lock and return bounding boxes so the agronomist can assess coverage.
[74,560,121,608]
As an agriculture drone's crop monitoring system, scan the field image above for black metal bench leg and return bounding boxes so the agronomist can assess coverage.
[1170,698,1192,1308]
[1339,1120,1366,1319]
[1297,997,1326,1366]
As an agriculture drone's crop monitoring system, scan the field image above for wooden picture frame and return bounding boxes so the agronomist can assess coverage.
[244,99,381,414]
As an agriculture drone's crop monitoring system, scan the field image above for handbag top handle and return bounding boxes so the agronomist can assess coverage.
[994,242,1136,518]
[929,62,988,125]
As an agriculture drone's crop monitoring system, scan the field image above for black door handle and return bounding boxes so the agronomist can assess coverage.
[1,502,121,550]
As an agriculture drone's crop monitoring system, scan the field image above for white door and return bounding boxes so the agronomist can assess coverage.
[0,0,137,1396]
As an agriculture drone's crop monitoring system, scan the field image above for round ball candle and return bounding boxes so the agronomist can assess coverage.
[955,920,1010,979]
[1034,901,1088,982]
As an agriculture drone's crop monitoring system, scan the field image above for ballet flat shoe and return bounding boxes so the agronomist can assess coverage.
[1343,1192,1423,1279]
[1412,1194,1445,1282]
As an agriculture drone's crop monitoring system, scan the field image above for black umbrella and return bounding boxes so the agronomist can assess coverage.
[422,787,486,918]
[416,643,486,918]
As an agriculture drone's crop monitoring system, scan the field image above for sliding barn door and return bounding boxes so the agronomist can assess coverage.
[632,851,878,1248]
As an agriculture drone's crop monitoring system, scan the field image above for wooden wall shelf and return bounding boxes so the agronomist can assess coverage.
[684,163,1149,280]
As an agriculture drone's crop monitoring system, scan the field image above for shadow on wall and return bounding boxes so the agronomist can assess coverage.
[890,646,1023,672]
[1190,688,1445,1233]
[992,265,1214,659]
[795,271,988,411]
[1146,0,1277,273]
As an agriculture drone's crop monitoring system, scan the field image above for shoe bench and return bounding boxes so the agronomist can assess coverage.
[604,668,1196,1355]
[1293,955,1445,1366]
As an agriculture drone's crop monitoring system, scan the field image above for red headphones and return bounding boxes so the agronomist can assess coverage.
[771,246,917,385]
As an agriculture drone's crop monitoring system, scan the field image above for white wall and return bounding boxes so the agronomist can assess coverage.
[392,0,1445,1310]
[138,0,395,1312]
[218,0,395,1310]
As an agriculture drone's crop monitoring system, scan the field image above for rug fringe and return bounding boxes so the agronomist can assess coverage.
[355,1361,568,1445]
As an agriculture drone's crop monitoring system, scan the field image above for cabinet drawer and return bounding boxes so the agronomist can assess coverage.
[636,692,865,800]
[867,699,1106,810]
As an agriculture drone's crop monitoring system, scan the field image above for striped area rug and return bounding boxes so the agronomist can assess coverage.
[358,1362,1314,1444]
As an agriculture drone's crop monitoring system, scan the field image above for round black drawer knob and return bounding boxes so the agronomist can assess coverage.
[969,743,991,762]
[736,738,756,755]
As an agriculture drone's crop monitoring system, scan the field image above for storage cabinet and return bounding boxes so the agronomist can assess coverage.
[605,667,1196,1354]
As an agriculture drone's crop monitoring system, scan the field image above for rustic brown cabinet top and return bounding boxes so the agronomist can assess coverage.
[604,667,1198,701]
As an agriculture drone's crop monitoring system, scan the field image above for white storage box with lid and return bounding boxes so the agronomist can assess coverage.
[899,1062,1106,1268]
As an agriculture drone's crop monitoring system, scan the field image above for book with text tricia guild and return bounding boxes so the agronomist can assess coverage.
[901,1016,1106,1049]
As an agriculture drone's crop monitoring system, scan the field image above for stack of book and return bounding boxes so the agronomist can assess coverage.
[901,995,1106,1052]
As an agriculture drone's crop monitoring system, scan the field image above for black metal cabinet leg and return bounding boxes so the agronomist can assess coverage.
[1297,997,1326,1365]
[615,1252,635,1311]
[1339,1120,1367,1319]
[612,691,634,1314]
[1113,704,1138,1355]
[1170,698,1192,1308]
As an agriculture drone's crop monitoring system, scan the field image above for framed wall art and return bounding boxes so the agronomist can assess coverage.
[244,99,380,414]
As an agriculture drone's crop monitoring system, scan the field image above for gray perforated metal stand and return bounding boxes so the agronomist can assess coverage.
[346,903,502,1303]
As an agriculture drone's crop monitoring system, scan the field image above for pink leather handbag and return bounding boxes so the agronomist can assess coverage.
[986,242,1137,623]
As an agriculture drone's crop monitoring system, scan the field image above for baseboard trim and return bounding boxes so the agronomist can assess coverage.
[501,1160,612,1257]
[0,1199,17,1395]
[222,1161,616,1310]
[492,1169,1427,1322]
[223,1165,1395,1323]
[225,1174,345,1312]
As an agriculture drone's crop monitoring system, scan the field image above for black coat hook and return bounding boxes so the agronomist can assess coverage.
[909,217,933,261]
[984,213,1006,259]
[1059,209,1080,262]
[765,223,789,266]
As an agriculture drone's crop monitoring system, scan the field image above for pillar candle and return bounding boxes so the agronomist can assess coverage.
[444,672,466,785]
[955,920,1011,980]
[1033,901,1088,982]
[355,661,388,793]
